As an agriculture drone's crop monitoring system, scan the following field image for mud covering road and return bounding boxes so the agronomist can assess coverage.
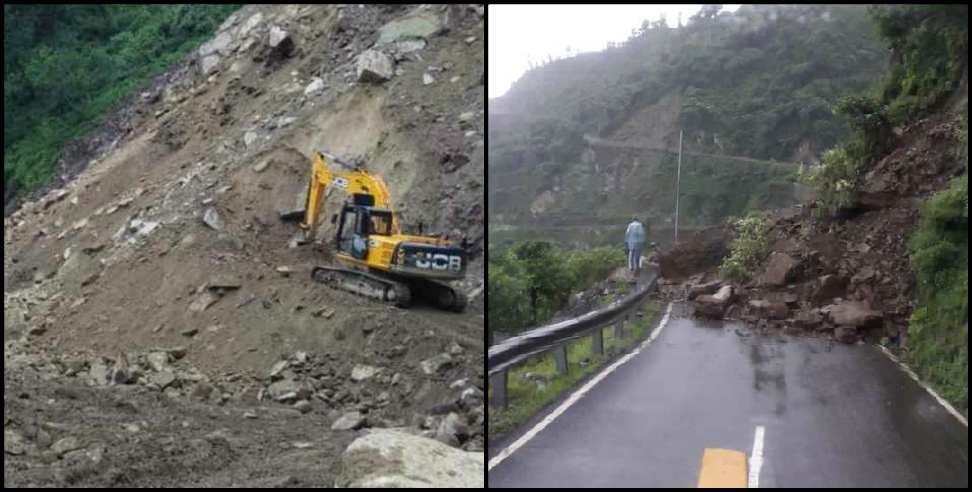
[488,303,968,487]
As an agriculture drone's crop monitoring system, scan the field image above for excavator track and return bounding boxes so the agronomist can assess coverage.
[312,266,412,308]
[310,266,465,312]
[410,277,467,313]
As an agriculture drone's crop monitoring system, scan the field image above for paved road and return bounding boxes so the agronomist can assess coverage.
[488,305,968,488]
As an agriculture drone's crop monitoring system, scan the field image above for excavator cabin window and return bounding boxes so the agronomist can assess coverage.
[368,211,393,236]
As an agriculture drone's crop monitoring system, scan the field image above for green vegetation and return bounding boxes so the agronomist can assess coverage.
[4,5,240,204]
[907,105,968,411]
[488,301,663,439]
[718,212,770,282]
[908,171,968,410]
[488,241,626,337]
[489,5,884,244]
[869,5,968,124]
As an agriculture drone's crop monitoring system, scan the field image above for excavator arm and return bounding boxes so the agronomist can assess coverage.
[300,151,399,234]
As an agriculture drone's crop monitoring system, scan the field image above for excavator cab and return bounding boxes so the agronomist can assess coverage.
[335,193,394,260]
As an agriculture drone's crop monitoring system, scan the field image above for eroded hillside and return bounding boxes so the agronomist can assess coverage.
[4,4,484,487]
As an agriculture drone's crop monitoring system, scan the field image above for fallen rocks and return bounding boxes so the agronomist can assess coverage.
[811,274,848,304]
[757,252,800,287]
[825,300,883,329]
[356,50,394,83]
[332,411,367,431]
[688,279,723,300]
[303,77,325,97]
[4,430,27,455]
[267,25,294,60]
[201,207,224,231]
[748,299,789,320]
[337,429,483,487]
[350,364,381,382]
[51,437,85,457]
[376,12,443,45]
[207,274,242,291]
[420,353,454,375]
[834,326,860,344]
[150,371,178,390]
[435,412,468,448]
[694,285,734,318]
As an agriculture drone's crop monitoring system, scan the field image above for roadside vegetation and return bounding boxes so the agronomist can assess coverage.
[718,212,770,282]
[3,4,239,206]
[488,242,626,338]
[488,301,663,440]
[908,111,968,411]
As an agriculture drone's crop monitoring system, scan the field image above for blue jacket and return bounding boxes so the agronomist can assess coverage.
[625,221,646,249]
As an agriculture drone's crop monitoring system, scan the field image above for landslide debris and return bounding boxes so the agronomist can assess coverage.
[4,4,485,487]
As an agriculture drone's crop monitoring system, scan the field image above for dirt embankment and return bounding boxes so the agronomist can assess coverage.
[4,4,485,487]
[659,108,965,346]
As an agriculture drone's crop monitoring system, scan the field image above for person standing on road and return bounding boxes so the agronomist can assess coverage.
[625,217,646,275]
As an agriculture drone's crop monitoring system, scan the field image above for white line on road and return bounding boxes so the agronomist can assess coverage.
[877,345,968,427]
[748,425,765,488]
[487,302,674,472]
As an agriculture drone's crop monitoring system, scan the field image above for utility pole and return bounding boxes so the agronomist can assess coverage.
[674,129,683,245]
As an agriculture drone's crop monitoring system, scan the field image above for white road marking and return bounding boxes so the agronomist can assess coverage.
[748,425,765,488]
[877,345,968,427]
[487,302,674,472]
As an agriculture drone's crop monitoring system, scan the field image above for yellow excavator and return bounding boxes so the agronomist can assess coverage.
[285,150,467,312]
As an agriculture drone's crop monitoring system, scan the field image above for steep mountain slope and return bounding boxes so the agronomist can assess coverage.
[669,5,968,414]
[4,4,484,486]
[488,4,886,247]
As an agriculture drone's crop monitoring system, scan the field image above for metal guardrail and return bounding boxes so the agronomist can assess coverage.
[487,268,659,409]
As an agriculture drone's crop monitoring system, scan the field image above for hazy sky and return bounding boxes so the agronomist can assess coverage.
[488,4,741,99]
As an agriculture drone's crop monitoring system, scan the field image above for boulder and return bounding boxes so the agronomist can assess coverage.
[146,352,170,372]
[200,54,221,75]
[304,77,325,97]
[834,326,859,344]
[337,429,483,487]
[267,26,294,59]
[694,285,733,318]
[793,309,825,331]
[420,353,454,375]
[435,412,468,447]
[350,364,381,382]
[201,207,224,231]
[332,411,366,431]
[376,13,443,45]
[811,274,848,303]
[825,301,883,329]
[688,280,723,300]
[748,299,789,320]
[757,252,800,287]
[356,50,394,83]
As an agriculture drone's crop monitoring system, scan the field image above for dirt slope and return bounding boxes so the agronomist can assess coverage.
[4,4,484,487]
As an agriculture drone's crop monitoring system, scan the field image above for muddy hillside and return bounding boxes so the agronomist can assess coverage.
[659,106,966,347]
[4,4,484,487]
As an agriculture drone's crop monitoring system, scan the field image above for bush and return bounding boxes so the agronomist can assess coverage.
[487,242,628,336]
[908,173,968,410]
[719,211,770,282]
[801,146,863,216]
[566,246,626,288]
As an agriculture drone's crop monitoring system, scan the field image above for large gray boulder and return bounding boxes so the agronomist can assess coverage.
[337,429,483,487]
[694,285,733,318]
[356,50,394,83]
[757,252,800,287]
[376,12,443,46]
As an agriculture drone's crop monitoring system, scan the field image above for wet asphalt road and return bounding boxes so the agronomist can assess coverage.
[488,304,968,488]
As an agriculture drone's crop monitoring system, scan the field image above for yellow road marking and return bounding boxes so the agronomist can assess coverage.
[697,448,748,488]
